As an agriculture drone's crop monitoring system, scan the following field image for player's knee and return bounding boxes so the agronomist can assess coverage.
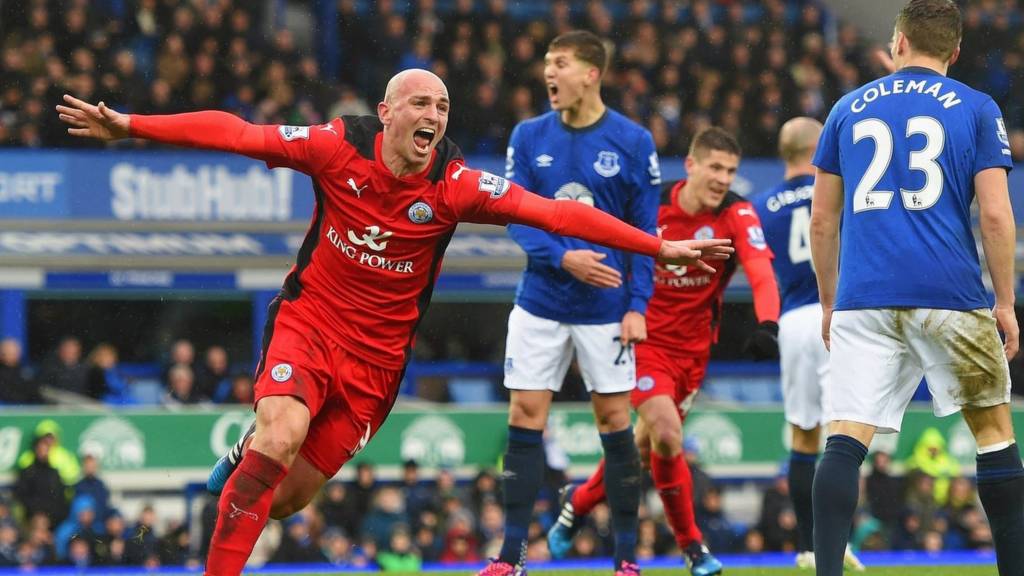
[594,404,631,432]
[508,395,548,429]
[649,417,682,456]
[252,398,309,461]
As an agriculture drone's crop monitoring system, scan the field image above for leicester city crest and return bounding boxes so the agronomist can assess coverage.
[694,225,715,240]
[408,201,434,224]
[593,151,621,177]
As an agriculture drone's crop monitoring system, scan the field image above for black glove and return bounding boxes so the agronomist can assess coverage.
[743,321,779,360]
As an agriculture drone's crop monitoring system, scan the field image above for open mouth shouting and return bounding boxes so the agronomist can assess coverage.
[547,82,559,102]
[413,127,436,154]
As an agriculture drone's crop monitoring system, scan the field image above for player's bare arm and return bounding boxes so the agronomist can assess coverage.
[809,169,844,350]
[57,94,130,140]
[561,249,624,288]
[976,167,1020,360]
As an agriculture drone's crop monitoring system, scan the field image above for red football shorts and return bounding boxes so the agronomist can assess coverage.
[630,343,709,421]
[254,298,402,478]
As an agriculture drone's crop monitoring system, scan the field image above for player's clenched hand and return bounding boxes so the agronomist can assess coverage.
[561,249,623,288]
[56,94,130,141]
[993,305,1019,360]
[657,238,733,273]
[620,311,647,345]
[821,306,833,351]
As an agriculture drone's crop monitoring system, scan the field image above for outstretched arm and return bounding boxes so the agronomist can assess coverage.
[56,95,338,172]
[58,94,269,155]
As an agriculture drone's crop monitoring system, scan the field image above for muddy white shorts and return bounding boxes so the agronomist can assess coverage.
[827,308,1010,434]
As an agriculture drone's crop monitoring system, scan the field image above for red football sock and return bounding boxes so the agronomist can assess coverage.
[651,451,703,549]
[205,450,288,576]
[571,458,607,516]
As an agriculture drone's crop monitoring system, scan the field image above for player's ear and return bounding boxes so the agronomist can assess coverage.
[895,31,908,57]
[684,155,695,174]
[948,44,961,67]
[377,101,391,126]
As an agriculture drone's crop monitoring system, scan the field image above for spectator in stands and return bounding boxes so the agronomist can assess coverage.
[439,523,481,564]
[270,509,326,564]
[54,495,98,560]
[15,434,68,526]
[477,500,505,555]
[0,337,43,405]
[470,468,500,517]
[376,525,422,572]
[345,462,378,534]
[320,480,352,532]
[696,485,733,554]
[85,343,128,403]
[95,510,128,567]
[17,419,80,486]
[756,465,798,551]
[321,527,354,567]
[162,339,195,384]
[195,345,230,401]
[866,451,903,533]
[162,364,210,407]
[223,373,254,405]
[413,509,444,561]
[0,520,18,566]
[65,535,93,568]
[362,486,409,550]
[74,454,111,526]
[906,427,960,505]
[158,522,193,566]
[36,336,89,398]
[124,505,159,564]
[400,460,433,522]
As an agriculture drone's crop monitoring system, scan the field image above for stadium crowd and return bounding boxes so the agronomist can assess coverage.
[0,336,254,406]
[1,0,1023,159]
[0,421,998,569]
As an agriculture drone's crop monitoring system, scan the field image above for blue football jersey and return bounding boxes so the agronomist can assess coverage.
[813,66,1012,311]
[750,174,819,315]
[505,109,661,324]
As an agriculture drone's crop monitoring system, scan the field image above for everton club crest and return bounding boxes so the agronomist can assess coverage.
[593,151,621,177]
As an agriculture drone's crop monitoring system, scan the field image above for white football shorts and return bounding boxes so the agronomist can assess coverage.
[779,303,830,430]
[503,305,636,394]
[828,308,1011,434]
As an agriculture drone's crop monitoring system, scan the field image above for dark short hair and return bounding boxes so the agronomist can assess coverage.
[549,30,608,75]
[895,0,961,61]
[689,127,742,159]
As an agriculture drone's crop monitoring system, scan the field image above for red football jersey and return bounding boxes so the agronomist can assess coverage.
[253,117,539,369]
[645,180,774,356]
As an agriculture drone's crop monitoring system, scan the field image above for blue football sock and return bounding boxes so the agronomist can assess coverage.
[812,435,866,576]
[601,427,641,568]
[789,450,818,553]
[498,425,544,566]
[976,443,1024,576]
